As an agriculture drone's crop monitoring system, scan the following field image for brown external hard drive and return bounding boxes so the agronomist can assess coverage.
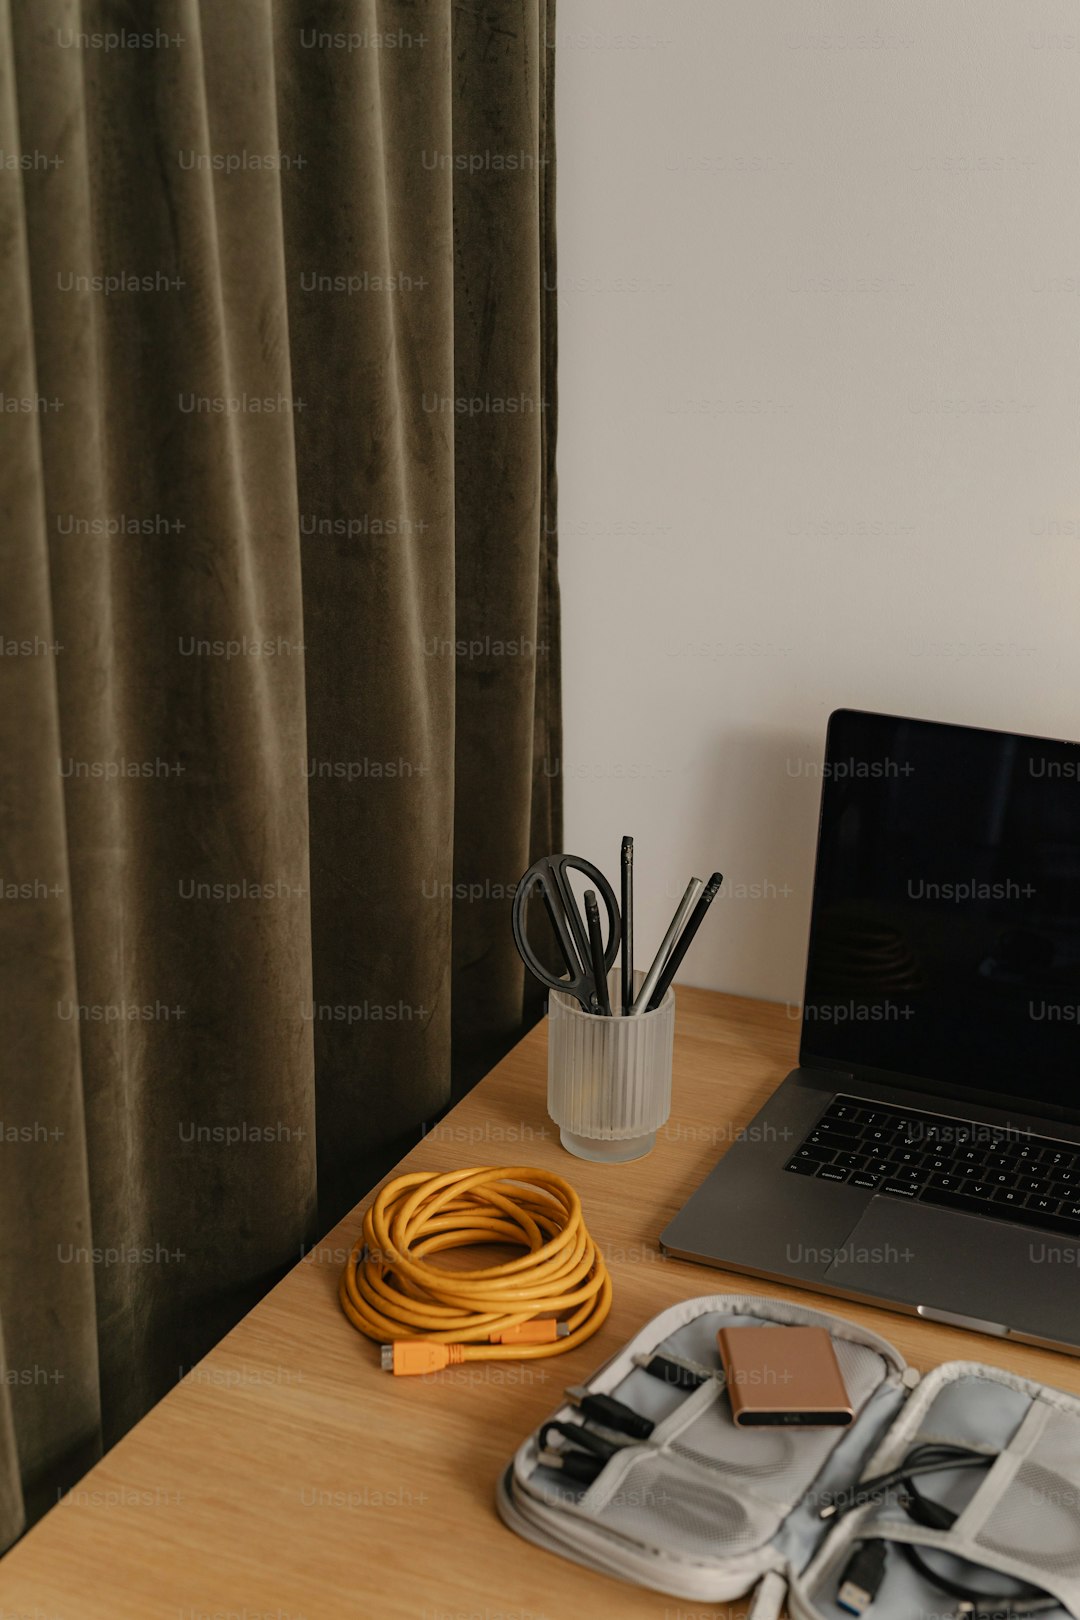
[716,1325,853,1427]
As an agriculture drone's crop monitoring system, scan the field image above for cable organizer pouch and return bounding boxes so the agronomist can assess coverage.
[496,1293,1080,1617]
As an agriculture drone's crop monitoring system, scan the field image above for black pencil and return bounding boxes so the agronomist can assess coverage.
[620,835,634,1015]
[584,889,612,1015]
[645,871,723,1011]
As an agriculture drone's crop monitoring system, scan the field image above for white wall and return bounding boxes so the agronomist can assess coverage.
[555,0,1080,1005]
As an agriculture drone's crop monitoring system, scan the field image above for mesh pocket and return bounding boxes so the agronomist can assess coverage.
[668,1403,851,1508]
[1015,1408,1080,1489]
[976,1458,1080,1577]
[969,1405,1080,1580]
[811,1531,1073,1620]
[671,1421,796,1479]
[589,1451,778,1558]
[915,1374,1035,1453]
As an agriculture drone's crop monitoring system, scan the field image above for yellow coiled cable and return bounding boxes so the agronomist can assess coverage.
[338,1165,612,1373]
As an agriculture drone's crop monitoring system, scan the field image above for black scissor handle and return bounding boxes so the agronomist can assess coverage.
[512,853,621,1012]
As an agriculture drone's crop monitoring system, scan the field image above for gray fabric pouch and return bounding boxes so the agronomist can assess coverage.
[495,1293,1080,1617]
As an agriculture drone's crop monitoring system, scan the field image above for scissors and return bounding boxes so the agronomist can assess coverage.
[511,853,621,1013]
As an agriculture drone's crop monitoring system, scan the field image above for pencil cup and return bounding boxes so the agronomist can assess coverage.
[546,971,675,1162]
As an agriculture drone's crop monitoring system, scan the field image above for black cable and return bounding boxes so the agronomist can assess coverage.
[900,1541,1059,1618]
[904,1470,960,1530]
[822,1442,995,1520]
[538,1418,621,1462]
[832,1444,1063,1620]
[564,1384,655,1439]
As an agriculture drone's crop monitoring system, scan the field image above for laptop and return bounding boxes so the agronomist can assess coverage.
[662,708,1080,1354]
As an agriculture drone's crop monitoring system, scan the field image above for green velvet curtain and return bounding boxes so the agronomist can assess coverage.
[0,0,559,1549]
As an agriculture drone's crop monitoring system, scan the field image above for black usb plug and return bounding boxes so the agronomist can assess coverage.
[539,1419,622,1460]
[631,1351,712,1390]
[538,1448,606,1486]
[837,1540,888,1615]
[564,1385,655,1440]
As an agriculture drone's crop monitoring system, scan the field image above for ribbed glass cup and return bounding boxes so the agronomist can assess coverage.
[546,969,675,1162]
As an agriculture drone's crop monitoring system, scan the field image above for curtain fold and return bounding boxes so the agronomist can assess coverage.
[0,0,558,1550]
[450,0,562,1092]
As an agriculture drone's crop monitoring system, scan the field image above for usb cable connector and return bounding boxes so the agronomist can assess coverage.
[632,1350,715,1390]
[564,1384,654,1439]
[380,1342,467,1376]
[837,1541,888,1615]
[538,1447,606,1486]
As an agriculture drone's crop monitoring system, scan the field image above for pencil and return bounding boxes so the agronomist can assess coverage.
[584,889,612,1015]
[620,836,634,1015]
[645,871,723,1011]
[631,876,703,1014]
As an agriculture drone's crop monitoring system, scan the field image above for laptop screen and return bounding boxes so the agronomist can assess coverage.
[801,709,1080,1121]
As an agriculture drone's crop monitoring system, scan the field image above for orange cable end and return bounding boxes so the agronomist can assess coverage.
[380,1341,466,1375]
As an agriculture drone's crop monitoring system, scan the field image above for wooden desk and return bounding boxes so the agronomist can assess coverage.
[3,987,1080,1620]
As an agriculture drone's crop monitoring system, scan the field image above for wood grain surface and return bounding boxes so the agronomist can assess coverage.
[2,985,1078,1620]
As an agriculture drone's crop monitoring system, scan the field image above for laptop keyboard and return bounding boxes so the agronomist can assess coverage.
[786,1095,1080,1239]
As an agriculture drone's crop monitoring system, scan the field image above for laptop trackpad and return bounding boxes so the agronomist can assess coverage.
[824,1196,1079,1344]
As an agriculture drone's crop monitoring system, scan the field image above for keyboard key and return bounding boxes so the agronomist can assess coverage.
[794,1145,833,1164]
[788,1102,1080,1243]
[809,1128,861,1150]
[921,1185,1080,1239]
[918,1187,996,1219]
